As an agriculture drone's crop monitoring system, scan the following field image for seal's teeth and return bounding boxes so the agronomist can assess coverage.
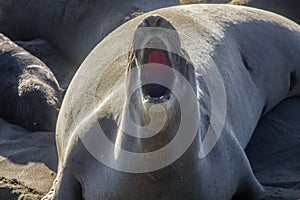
[144,95,151,100]
[143,92,171,104]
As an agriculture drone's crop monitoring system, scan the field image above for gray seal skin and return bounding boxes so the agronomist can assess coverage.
[44,5,300,200]
[0,0,298,65]
[0,33,62,131]
[0,0,188,64]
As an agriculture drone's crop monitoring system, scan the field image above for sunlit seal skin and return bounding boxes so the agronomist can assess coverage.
[0,33,62,131]
[0,0,195,63]
[43,4,300,200]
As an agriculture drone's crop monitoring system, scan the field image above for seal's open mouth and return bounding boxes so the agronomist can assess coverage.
[137,38,175,103]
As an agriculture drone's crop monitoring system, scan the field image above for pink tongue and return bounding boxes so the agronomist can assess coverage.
[144,50,172,84]
[147,50,170,66]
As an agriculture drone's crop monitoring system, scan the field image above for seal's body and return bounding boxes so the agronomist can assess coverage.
[44,5,300,200]
[0,0,186,63]
[0,34,62,131]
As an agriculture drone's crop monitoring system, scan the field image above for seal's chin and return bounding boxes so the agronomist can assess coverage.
[135,38,175,105]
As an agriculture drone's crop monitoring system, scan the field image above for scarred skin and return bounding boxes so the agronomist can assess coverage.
[44,4,300,200]
[0,33,62,131]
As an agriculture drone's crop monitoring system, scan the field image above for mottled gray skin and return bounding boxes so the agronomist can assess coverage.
[44,5,300,200]
[0,34,62,131]
[0,0,186,64]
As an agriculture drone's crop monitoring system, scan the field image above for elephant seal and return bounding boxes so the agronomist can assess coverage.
[0,33,62,131]
[44,4,300,200]
[0,0,197,64]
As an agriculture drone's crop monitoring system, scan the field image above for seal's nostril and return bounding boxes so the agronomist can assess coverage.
[140,16,165,27]
[141,19,150,27]
[138,15,175,29]
[156,16,164,27]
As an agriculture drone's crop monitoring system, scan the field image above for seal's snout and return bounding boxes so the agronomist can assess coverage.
[127,14,191,107]
[140,15,164,27]
[129,15,181,104]
[139,15,175,30]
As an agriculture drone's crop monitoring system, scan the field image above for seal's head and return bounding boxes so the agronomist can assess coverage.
[129,15,180,101]
[125,15,195,146]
